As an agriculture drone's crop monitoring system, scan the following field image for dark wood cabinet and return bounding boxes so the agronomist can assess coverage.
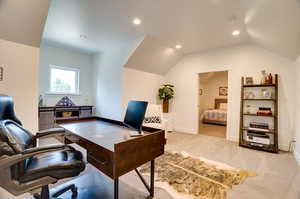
[38,106,94,130]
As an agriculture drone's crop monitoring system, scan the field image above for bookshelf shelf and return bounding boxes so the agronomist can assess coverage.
[243,113,276,118]
[243,98,276,101]
[239,74,278,153]
[243,84,276,88]
[242,127,275,134]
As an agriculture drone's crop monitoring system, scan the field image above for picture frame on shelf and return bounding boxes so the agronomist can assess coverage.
[219,87,228,96]
[245,77,254,85]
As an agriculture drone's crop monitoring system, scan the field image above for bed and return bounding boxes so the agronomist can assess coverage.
[202,98,227,126]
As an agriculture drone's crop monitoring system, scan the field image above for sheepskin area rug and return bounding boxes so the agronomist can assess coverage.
[140,151,257,199]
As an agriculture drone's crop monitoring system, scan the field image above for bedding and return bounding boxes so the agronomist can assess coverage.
[202,109,227,125]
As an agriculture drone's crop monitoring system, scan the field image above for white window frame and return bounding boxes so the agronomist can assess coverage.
[48,65,80,95]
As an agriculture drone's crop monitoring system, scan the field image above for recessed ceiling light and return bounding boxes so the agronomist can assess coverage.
[133,18,142,25]
[175,44,182,49]
[232,30,240,36]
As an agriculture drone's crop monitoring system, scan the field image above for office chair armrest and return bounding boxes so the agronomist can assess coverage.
[35,128,66,139]
[0,145,71,169]
[22,144,70,154]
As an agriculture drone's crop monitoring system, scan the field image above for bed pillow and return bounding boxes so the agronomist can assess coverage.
[219,103,227,110]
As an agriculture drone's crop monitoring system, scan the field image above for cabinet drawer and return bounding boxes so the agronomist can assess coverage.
[87,148,114,179]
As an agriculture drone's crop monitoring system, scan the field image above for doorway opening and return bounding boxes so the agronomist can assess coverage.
[198,71,228,138]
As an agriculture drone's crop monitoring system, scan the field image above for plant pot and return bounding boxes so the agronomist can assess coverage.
[163,100,169,113]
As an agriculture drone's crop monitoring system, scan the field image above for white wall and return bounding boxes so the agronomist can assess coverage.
[122,68,164,117]
[165,44,297,151]
[294,56,300,163]
[0,39,39,132]
[39,44,94,106]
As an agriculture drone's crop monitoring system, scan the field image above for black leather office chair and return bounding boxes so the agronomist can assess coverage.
[0,95,86,199]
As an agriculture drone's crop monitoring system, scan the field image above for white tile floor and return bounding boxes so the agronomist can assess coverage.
[1,132,299,199]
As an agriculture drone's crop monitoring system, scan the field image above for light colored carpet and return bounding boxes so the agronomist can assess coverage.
[1,133,299,199]
[199,124,226,138]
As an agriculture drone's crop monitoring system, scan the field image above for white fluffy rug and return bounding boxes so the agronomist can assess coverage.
[140,151,257,199]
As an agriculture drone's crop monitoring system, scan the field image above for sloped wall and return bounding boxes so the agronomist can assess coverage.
[125,36,182,75]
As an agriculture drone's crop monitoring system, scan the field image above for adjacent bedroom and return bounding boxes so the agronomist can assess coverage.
[198,71,228,138]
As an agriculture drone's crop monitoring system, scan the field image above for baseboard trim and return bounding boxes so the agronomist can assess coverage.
[294,150,300,165]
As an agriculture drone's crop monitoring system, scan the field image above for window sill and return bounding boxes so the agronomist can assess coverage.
[44,92,81,96]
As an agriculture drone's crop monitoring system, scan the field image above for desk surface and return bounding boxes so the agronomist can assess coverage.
[59,117,165,195]
[60,118,162,152]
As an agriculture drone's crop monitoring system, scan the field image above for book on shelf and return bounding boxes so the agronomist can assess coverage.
[246,132,271,145]
[249,122,269,129]
[247,127,271,132]
[257,107,273,116]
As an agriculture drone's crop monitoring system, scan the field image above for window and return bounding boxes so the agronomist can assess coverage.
[49,66,80,94]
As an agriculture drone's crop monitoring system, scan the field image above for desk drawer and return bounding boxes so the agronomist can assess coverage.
[87,148,114,179]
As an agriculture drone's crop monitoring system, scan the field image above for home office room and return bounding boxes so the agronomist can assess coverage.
[1,0,300,199]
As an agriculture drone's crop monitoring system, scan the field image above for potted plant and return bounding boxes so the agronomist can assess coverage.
[158,84,174,113]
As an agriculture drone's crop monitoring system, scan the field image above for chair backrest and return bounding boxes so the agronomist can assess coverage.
[0,95,34,180]
[0,95,22,125]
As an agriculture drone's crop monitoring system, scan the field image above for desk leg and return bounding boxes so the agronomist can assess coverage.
[150,160,155,197]
[114,178,119,199]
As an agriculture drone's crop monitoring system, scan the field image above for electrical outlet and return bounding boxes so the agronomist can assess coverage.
[0,67,3,81]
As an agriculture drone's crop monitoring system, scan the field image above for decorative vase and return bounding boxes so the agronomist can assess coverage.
[163,100,169,113]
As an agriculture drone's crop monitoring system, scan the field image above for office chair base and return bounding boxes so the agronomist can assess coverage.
[33,184,77,199]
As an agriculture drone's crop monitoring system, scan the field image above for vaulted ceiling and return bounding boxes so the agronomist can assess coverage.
[0,0,50,47]
[1,0,299,75]
[42,0,300,75]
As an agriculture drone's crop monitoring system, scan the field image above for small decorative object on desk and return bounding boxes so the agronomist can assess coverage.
[219,86,228,96]
[56,96,75,107]
[245,77,254,85]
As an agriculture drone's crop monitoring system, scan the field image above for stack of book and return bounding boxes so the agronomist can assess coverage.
[257,107,272,116]
[246,122,271,145]
[249,122,269,130]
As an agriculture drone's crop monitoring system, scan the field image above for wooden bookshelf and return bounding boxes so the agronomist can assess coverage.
[239,74,278,153]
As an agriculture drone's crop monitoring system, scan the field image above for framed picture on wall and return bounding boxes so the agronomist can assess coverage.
[0,67,3,81]
[219,87,228,96]
[199,89,203,95]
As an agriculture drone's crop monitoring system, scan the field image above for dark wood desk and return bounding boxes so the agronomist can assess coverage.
[58,117,165,199]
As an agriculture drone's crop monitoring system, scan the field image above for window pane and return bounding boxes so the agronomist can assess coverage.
[50,68,77,93]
